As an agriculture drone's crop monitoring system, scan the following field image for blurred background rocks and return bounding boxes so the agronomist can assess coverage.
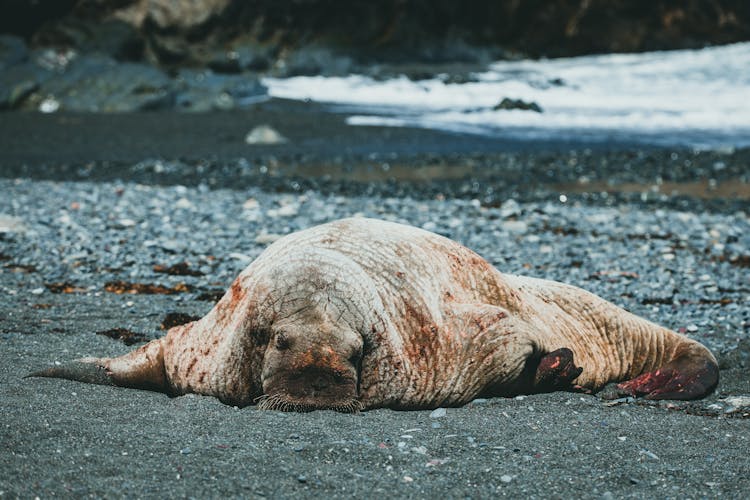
[1,0,749,111]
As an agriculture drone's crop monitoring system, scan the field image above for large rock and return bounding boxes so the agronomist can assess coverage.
[3,1,750,64]
[20,53,173,112]
[31,18,144,61]
[4,0,750,72]
[114,0,231,31]
[0,35,29,70]
[0,38,51,110]
[173,68,267,111]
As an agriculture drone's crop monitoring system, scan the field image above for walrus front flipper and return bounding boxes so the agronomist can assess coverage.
[27,339,168,393]
[26,361,116,386]
[532,348,584,392]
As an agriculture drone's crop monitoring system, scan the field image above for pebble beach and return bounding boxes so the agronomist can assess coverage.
[1,104,749,496]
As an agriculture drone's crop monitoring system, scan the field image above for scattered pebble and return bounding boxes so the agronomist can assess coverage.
[255,233,283,245]
[245,124,288,145]
[429,408,446,418]
[0,215,26,233]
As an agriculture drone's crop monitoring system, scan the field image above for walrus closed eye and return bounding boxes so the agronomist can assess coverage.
[28,217,719,412]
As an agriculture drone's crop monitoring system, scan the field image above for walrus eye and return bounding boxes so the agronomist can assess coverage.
[348,348,362,365]
[252,328,270,346]
[275,332,290,351]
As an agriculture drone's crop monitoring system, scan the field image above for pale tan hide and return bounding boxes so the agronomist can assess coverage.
[31,218,718,410]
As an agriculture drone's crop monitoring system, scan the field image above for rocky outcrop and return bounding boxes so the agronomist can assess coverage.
[0,35,267,112]
[2,1,749,68]
[1,1,748,111]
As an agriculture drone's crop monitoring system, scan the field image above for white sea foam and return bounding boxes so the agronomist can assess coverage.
[264,43,750,148]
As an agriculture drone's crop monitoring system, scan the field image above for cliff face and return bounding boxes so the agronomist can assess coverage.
[2,0,749,65]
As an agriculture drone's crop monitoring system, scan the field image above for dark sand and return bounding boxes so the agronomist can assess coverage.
[1,104,749,498]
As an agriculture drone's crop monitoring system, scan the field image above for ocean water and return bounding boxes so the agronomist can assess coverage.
[264,43,750,149]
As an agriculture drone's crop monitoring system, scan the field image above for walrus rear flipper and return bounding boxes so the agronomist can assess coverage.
[603,343,719,401]
[616,349,719,400]
[26,339,168,393]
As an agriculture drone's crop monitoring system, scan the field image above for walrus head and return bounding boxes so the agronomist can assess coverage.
[256,299,364,413]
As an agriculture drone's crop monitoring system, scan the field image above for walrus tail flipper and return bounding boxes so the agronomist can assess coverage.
[26,339,168,393]
[604,342,719,401]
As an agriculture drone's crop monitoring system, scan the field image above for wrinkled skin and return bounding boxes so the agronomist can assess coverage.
[29,218,719,411]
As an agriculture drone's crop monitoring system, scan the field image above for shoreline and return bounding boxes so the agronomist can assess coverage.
[1,103,748,215]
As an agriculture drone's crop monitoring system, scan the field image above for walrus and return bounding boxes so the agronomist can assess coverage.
[29,217,718,411]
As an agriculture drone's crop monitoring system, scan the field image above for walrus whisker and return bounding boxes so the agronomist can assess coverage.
[255,392,362,413]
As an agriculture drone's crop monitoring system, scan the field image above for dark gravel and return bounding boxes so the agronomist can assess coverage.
[1,109,749,497]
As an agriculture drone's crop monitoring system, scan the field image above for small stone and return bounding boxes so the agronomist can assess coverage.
[402,476,413,483]
[297,475,307,483]
[39,96,60,113]
[275,204,299,217]
[243,198,260,210]
[411,446,427,455]
[724,396,750,407]
[502,220,528,233]
[179,447,191,455]
[174,198,194,209]
[229,252,253,262]
[499,199,520,218]
[500,474,513,483]
[255,232,283,245]
[429,408,446,418]
[116,218,137,228]
[245,124,288,145]
[0,214,26,233]
[686,324,698,332]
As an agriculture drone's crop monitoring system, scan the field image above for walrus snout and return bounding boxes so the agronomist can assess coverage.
[259,360,360,412]
[286,366,356,396]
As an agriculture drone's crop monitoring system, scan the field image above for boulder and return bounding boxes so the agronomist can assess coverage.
[29,53,173,112]
[493,98,543,113]
[0,35,29,70]
[114,0,232,31]
[173,68,266,111]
